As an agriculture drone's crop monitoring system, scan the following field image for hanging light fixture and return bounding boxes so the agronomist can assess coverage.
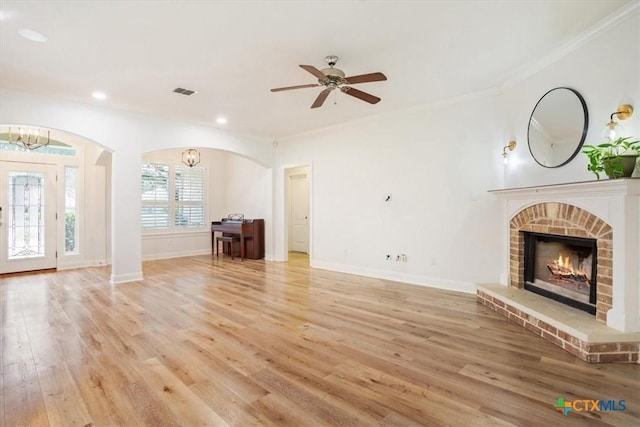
[182,148,200,167]
[8,127,50,150]
[602,104,634,141]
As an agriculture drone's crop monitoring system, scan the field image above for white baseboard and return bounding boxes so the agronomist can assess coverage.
[110,271,144,284]
[142,249,211,261]
[56,259,109,270]
[311,260,477,294]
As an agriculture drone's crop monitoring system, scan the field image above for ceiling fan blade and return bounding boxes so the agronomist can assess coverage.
[300,65,327,81]
[344,72,387,84]
[340,86,381,104]
[311,89,331,109]
[271,84,320,92]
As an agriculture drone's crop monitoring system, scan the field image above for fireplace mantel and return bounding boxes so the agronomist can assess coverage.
[490,178,640,202]
[490,178,640,334]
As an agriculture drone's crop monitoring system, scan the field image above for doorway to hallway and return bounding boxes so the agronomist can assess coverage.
[286,166,310,255]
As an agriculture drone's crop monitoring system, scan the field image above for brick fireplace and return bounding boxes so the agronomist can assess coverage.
[480,179,640,363]
[508,202,611,320]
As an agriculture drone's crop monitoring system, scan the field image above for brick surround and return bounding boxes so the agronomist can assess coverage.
[509,202,612,322]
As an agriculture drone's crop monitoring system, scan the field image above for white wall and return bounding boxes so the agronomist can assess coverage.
[498,12,640,188]
[224,153,271,220]
[274,94,504,293]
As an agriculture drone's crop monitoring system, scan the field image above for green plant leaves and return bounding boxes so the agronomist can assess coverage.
[582,136,640,179]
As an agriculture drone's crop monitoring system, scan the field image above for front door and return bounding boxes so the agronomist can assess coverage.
[0,162,57,274]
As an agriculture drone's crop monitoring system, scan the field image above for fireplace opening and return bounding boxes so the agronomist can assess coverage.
[523,232,597,315]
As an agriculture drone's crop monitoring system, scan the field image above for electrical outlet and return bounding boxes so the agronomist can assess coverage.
[401,254,407,263]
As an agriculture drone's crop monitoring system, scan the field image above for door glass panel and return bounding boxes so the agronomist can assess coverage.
[7,171,46,259]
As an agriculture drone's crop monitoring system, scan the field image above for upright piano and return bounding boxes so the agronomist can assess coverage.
[211,218,265,260]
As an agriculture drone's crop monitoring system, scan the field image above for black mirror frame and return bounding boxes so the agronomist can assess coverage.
[527,87,589,168]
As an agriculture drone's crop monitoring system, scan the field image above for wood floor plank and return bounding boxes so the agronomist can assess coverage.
[250,368,368,426]
[1,253,638,426]
[478,388,608,427]
[36,361,92,427]
[135,357,229,426]
[189,380,264,426]
[3,320,49,426]
[182,327,269,379]
[329,359,514,426]
[248,392,320,426]
[121,380,182,427]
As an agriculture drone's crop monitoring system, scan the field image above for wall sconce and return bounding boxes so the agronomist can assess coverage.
[603,104,634,141]
[8,126,50,150]
[502,140,516,165]
[181,148,200,167]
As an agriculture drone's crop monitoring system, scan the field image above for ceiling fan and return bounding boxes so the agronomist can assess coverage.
[271,55,387,109]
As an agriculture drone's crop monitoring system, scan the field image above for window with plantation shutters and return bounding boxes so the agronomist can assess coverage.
[141,162,206,231]
[174,165,205,228]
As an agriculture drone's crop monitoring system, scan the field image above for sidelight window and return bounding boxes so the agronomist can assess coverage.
[64,166,78,253]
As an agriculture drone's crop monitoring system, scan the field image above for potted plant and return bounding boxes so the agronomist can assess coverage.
[582,136,640,179]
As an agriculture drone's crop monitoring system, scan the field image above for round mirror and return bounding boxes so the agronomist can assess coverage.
[527,87,588,168]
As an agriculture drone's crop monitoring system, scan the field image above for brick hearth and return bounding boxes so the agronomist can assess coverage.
[477,285,639,363]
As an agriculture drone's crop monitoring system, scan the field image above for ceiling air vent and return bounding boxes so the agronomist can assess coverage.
[173,87,197,96]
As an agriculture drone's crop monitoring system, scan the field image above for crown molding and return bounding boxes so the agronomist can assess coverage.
[500,1,640,91]
[277,86,501,142]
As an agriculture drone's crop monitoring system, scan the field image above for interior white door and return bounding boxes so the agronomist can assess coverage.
[0,162,57,274]
[289,172,309,253]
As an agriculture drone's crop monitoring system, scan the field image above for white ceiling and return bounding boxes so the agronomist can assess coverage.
[0,1,632,140]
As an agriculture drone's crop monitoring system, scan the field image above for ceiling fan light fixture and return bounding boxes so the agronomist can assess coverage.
[271,56,387,109]
[321,68,345,79]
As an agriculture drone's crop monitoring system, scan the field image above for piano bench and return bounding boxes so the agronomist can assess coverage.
[216,236,241,260]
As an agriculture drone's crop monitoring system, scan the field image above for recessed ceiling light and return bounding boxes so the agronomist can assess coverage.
[92,91,107,100]
[216,117,228,125]
[18,28,48,43]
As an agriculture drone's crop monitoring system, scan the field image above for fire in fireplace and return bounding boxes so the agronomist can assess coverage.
[523,232,597,315]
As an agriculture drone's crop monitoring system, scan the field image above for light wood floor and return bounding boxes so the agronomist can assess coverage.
[1,253,638,426]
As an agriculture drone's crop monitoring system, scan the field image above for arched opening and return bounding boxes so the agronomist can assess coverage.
[140,147,271,261]
[0,125,111,274]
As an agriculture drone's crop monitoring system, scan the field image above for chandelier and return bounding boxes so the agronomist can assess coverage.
[182,148,200,167]
[8,127,50,151]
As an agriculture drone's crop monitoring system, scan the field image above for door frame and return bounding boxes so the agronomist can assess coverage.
[284,164,311,261]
